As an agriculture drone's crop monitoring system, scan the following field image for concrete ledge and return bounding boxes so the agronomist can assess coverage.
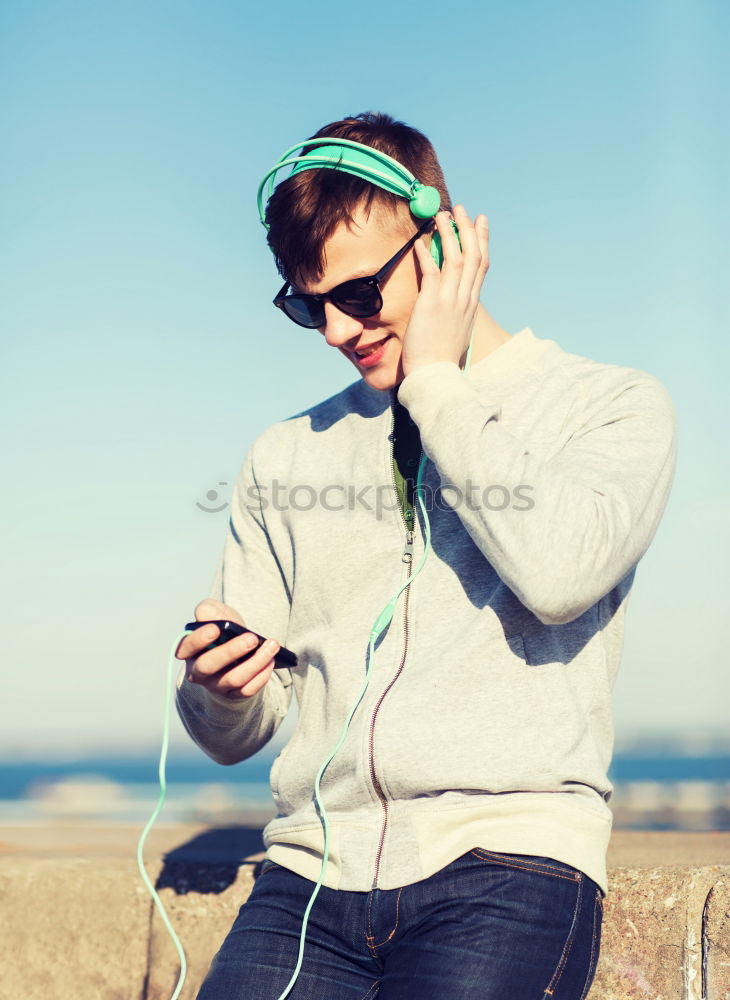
[0,857,149,1000]
[0,826,728,999]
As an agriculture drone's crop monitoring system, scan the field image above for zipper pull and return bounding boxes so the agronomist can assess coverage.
[402,530,415,564]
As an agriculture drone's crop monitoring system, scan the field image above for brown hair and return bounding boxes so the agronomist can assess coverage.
[263,110,452,289]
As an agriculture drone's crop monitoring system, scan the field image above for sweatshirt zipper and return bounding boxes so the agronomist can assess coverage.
[367,399,418,889]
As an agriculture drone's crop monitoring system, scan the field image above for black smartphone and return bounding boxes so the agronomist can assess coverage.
[183,619,298,670]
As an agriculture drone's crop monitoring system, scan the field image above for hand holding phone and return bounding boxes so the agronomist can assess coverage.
[175,601,296,701]
[184,619,297,669]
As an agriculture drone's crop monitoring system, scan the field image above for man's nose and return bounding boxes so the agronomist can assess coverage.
[321,301,364,349]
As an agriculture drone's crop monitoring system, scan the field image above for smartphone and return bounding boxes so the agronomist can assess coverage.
[183,619,298,670]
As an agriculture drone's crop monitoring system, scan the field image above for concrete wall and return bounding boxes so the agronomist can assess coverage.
[0,826,728,1000]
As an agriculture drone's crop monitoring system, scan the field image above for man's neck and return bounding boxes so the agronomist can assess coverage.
[460,304,512,369]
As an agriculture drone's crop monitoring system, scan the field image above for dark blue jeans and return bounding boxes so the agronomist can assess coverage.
[197,848,604,999]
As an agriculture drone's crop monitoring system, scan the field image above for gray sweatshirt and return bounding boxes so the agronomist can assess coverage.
[176,327,678,898]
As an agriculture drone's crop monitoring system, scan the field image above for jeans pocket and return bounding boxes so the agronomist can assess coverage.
[258,858,283,878]
[577,885,603,1000]
[469,847,583,884]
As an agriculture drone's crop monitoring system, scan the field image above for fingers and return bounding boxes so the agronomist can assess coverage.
[433,210,463,289]
[214,639,280,698]
[413,232,440,279]
[198,632,278,680]
[175,619,223,661]
[189,628,260,678]
[402,204,490,374]
[225,659,277,700]
[175,599,244,660]
[435,206,489,304]
[173,596,282,700]
[474,212,490,281]
[195,598,245,628]
[176,606,281,700]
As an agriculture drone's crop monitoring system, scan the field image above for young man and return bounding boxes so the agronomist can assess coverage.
[175,112,677,999]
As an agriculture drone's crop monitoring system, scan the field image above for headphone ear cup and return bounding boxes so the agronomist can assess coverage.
[410,184,441,219]
[429,231,444,269]
[428,221,461,270]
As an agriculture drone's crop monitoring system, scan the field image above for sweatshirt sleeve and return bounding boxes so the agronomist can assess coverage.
[397,361,678,626]
[175,445,294,765]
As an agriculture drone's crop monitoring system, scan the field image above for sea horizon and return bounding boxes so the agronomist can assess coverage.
[0,741,728,831]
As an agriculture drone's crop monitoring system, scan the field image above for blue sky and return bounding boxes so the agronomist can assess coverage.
[1,0,727,754]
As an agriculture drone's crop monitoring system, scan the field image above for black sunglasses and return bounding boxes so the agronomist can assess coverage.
[273,217,435,329]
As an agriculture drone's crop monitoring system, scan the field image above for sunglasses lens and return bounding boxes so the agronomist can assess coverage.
[278,280,382,328]
[282,296,325,328]
[332,280,382,317]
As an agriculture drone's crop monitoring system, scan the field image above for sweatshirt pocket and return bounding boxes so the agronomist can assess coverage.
[373,630,544,798]
[372,626,609,800]
[268,664,311,808]
[267,659,372,816]
[519,632,611,782]
[270,748,286,802]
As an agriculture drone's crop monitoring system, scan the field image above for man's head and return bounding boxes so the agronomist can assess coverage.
[264,111,452,390]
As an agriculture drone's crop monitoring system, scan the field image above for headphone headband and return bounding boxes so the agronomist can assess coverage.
[257,137,441,230]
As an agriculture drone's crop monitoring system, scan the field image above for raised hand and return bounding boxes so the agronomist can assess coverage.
[401,204,489,375]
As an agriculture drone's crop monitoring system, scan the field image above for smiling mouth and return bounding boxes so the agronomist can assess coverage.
[353,335,392,358]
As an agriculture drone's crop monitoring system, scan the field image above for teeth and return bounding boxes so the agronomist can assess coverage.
[357,338,387,357]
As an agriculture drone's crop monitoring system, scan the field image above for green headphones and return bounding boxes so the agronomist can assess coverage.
[257,136,460,268]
